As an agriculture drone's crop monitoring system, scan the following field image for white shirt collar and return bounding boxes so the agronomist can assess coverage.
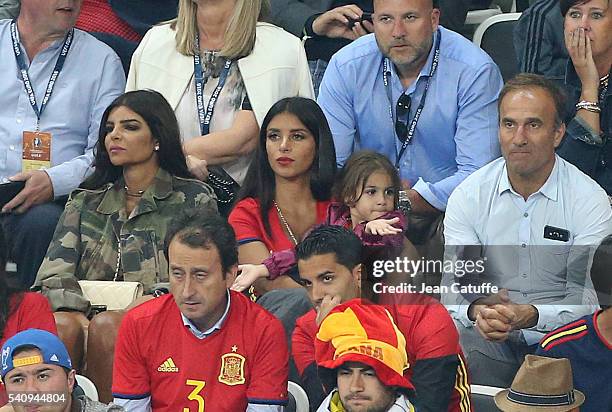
[181,290,231,339]
[497,155,560,201]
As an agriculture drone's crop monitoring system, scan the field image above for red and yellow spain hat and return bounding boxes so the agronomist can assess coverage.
[315,300,413,390]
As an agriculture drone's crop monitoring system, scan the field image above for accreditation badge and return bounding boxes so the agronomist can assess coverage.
[22,130,51,172]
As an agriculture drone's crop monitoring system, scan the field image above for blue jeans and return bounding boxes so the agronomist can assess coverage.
[2,200,65,288]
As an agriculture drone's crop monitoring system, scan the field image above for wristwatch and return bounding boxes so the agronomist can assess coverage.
[398,190,412,216]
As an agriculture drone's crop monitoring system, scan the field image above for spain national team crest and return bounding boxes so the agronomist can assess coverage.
[218,347,245,386]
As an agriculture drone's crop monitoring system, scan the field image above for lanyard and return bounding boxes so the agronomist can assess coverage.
[383,29,441,169]
[193,33,232,136]
[10,20,73,130]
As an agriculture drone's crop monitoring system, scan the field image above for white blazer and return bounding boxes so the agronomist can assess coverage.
[126,21,315,126]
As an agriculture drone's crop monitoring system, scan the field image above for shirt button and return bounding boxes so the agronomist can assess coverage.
[9,145,15,150]
[16,119,22,124]
[522,273,527,278]
[523,212,528,217]
[601,159,606,167]
[521,243,526,248]
[522,293,528,297]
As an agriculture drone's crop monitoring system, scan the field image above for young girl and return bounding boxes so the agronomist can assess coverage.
[232,150,419,291]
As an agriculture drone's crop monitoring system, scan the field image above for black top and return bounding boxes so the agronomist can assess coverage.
[304,0,373,62]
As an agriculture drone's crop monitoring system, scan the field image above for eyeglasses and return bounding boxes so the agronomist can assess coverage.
[395,93,411,143]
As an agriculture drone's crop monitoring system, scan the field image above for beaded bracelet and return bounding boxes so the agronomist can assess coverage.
[576,100,601,113]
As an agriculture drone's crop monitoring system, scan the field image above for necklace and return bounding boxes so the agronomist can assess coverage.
[601,74,609,88]
[124,185,145,197]
[273,201,298,246]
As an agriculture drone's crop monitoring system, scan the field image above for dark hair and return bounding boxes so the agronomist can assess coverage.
[81,90,193,189]
[163,208,238,276]
[498,73,567,128]
[296,225,362,271]
[236,97,337,237]
[0,227,23,341]
[592,235,612,309]
[334,150,401,209]
[559,0,605,17]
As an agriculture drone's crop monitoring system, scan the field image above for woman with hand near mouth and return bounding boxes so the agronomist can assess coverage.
[557,0,612,193]
[229,97,336,298]
[34,90,217,314]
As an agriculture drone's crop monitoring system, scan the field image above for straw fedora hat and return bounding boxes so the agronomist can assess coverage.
[494,355,585,411]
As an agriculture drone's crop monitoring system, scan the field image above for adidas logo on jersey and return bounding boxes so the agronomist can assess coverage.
[157,358,179,372]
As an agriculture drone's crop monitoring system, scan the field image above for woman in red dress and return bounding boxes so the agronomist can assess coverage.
[229,97,336,296]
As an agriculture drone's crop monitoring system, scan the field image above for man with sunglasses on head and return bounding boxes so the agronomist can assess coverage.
[317,0,502,234]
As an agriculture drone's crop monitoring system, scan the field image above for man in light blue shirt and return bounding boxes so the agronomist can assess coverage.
[0,0,125,287]
[318,0,502,217]
[442,74,612,387]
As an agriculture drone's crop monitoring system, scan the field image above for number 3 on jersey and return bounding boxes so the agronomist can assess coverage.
[183,379,206,412]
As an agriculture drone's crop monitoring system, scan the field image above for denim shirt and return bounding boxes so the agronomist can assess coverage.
[556,64,612,194]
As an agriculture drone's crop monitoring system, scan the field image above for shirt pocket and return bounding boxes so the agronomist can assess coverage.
[535,241,572,281]
[79,237,117,280]
[120,230,163,291]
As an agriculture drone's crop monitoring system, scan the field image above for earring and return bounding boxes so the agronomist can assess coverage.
[154,144,160,151]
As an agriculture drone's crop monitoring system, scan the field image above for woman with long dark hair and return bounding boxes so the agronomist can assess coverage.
[229,97,336,295]
[0,227,57,407]
[34,90,217,313]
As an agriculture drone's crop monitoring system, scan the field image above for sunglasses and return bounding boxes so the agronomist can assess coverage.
[395,93,412,143]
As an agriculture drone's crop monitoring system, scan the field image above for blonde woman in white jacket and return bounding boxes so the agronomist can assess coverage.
[126,0,314,214]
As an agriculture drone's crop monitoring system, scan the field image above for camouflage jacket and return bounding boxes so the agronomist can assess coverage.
[34,168,217,313]
[73,394,124,412]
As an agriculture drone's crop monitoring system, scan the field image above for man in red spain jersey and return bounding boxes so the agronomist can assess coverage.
[292,225,472,412]
[112,209,289,411]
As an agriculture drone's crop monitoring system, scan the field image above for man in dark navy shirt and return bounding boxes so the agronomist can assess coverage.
[536,235,612,412]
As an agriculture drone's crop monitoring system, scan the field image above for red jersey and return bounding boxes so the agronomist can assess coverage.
[229,197,331,252]
[112,291,288,411]
[75,0,141,42]
[292,296,472,412]
[1,293,57,406]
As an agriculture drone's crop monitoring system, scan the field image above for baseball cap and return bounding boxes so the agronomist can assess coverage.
[315,300,413,390]
[1,329,72,379]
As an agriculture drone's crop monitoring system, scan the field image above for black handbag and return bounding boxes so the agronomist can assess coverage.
[207,166,240,216]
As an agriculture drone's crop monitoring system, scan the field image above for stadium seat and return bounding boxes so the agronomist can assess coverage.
[465,4,503,26]
[473,13,522,81]
[287,381,309,412]
[471,384,504,411]
[76,374,99,402]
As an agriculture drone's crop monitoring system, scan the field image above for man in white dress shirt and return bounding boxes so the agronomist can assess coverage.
[442,73,612,387]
